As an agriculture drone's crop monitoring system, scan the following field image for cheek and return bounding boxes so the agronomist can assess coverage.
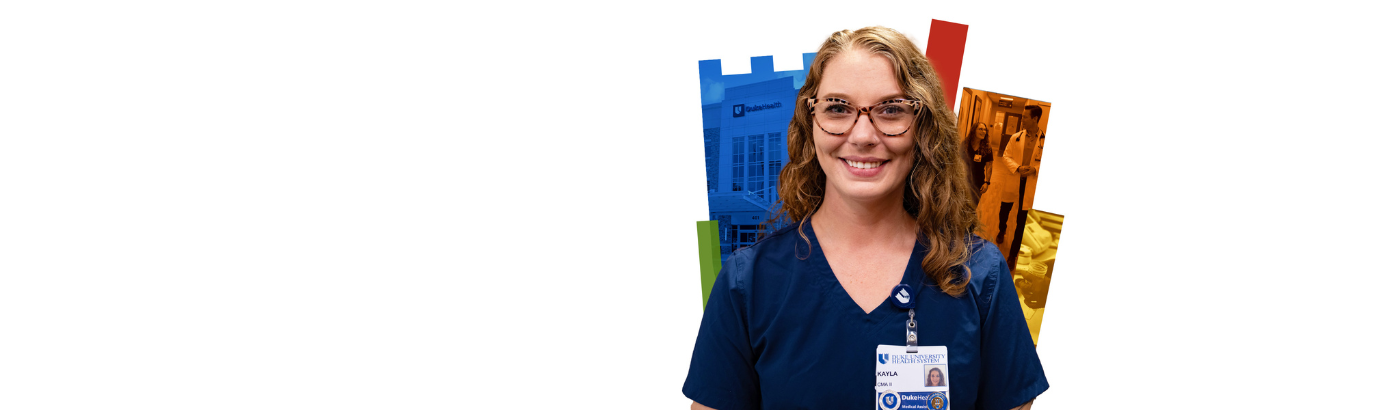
[888,139,916,170]
[812,133,840,161]
[812,131,832,151]
[888,133,915,154]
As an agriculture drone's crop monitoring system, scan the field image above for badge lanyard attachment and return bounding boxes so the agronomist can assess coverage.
[906,309,918,353]
[891,284,919,353]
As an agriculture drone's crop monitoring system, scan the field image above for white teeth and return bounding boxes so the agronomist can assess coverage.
[846,160,881,169]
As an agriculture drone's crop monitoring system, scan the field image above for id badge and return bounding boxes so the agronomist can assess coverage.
[876,345,950,410]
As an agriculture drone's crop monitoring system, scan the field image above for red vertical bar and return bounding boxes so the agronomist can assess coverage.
[925,19,968,111]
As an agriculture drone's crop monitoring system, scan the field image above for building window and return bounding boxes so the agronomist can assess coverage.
[767,132,783,201]
[732,136,745,192]
[748,134,765,199]
[734,224,761,248]
[721,221,737,255]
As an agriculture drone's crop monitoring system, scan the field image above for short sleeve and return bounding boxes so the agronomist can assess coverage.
[683,252,760,410]
[975,247,1049,410]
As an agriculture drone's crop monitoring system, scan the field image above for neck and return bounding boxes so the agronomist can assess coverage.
[811,185,917,247]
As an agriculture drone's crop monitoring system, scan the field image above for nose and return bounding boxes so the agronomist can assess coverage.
[845,112,882,147]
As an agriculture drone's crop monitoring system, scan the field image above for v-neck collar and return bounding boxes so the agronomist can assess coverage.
[802,219,926,319]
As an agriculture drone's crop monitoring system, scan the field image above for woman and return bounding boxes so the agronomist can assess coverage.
[927,367,947,387]
[966,122,994,202]
[684,27,1046,410]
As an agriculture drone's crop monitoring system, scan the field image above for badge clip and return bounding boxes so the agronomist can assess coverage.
[905,309,918,353]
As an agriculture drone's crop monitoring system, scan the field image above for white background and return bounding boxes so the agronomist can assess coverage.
[3,1,1377,408]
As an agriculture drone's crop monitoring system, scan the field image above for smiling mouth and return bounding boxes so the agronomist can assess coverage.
[844,159,886,169]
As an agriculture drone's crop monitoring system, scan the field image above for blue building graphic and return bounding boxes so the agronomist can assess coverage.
[700,54,815,261]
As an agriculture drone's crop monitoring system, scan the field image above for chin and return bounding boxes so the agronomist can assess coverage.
[832,182,904,203]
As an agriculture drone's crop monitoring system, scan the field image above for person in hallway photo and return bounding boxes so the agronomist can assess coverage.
[992,117,1020,249]
[966,122,994,204]
[997,104,1044,268]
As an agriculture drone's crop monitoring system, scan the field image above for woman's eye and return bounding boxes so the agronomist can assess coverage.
[824,104,853,114]
[876,104,909,117]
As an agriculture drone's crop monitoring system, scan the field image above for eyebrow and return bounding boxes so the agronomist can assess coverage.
[818,92,910,104]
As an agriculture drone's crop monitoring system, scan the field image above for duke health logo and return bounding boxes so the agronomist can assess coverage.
[878,390,901,410]
[731,102,783,118]
[894,288,910,304]
[878,353,888,365]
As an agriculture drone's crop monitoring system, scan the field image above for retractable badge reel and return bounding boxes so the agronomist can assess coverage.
[890,284,918,353]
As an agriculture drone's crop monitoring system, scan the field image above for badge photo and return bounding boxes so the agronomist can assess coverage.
[924,364,948,387]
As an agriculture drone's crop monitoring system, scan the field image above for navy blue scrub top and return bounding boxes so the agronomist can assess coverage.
[683,221,1048,410]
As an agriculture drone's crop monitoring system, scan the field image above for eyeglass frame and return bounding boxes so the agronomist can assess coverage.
[806,97,923,137]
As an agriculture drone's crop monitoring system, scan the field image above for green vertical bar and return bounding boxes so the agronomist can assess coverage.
[696,220,722,309]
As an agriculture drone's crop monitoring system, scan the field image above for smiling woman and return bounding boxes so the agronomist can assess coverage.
[928,367,947,387]
[778,26,977,300]
[684,26,1047,410]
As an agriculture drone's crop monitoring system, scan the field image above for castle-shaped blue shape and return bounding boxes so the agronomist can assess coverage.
[699,53,815,260]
